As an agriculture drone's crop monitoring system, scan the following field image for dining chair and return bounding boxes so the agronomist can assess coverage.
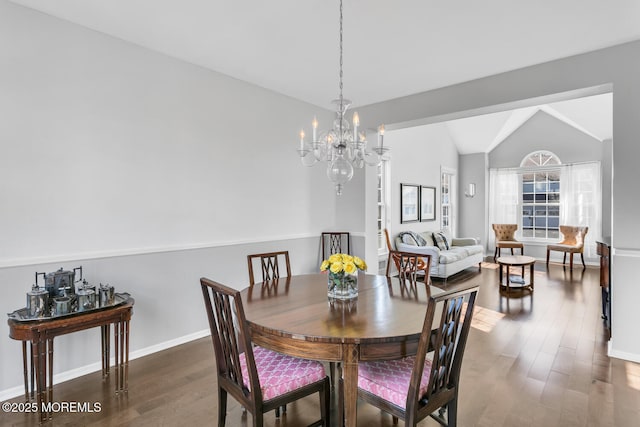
[357,284,479,427]
[321,231,351,259]
[247,251,291,286]
[492,224,524,261]
[387,250,432,297]
[384,229,431,283]
[546,225,589,270]
[200,277,330,427]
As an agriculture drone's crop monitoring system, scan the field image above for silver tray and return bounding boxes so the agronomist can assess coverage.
[7,292,131,323]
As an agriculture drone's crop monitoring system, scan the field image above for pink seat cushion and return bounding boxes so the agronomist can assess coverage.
[239,346,326,401]
[358,357,432,408]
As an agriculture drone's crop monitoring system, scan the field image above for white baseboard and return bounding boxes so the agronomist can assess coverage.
[0,329,210,402]
[608,340,640,364]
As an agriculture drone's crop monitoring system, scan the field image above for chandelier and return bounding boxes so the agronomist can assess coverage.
[297,0,388,196]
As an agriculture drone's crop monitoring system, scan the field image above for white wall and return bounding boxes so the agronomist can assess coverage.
[0,0,345,396]
[384,123,459,238]
[358,40,640,362]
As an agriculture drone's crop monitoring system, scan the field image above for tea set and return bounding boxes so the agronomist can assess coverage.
[23,266,117,319]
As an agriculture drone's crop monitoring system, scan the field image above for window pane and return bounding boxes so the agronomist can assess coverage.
[523,183,534,193]
[523,217,532,227]
[523,193,534,202]
[535,217,547,227]
[535,229,547,238]
[549,181,560,192]
[522,228,534,238]
[535,193,546,202]
[548,193,560,202]
[522,206,533,216]
[535,206,547,215]
[549,229,560,239]
[548,206,559,216]
[535,181,547,192]
[548,217,559,228]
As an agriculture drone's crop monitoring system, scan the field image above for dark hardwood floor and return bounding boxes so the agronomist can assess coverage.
[3,261,639,426]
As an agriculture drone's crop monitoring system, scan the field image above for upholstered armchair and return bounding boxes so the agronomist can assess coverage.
[546,225,589,270]
[492,224,524,261]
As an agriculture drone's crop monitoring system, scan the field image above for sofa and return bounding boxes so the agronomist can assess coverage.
[393,230,484,279]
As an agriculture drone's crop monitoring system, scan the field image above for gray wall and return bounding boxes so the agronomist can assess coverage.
[485,110,607,262]
[358,40,640,362]
[0,0,363,396]
[0,0,344,267]
[489,110,603,168]
[458,153,487,242]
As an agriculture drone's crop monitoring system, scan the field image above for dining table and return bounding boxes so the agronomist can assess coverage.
[240,272,438,427]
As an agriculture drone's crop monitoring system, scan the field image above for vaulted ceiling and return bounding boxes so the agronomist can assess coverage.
[8,0,627,152]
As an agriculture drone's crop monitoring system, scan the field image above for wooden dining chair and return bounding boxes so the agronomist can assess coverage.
[247,251,291,286]
[321,232,351,259]
[357,284,479,427]
[200,277,330,427]
[385,229,431,283]
[387,250,432,297]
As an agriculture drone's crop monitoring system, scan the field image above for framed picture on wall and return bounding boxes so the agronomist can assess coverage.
[400,183,420,223]
[420,186,436,221]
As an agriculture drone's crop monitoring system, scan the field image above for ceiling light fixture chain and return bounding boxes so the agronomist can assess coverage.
[297,0,388,196]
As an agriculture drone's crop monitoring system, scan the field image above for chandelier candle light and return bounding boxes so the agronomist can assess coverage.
[297,0,388,196]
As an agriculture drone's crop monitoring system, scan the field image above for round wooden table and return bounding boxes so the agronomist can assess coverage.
[241,273,436,427]
[497,255,536,293]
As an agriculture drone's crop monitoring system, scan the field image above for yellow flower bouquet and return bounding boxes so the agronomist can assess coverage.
[321,253,367,300]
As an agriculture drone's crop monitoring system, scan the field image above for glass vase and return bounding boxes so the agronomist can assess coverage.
[327,271,358,300]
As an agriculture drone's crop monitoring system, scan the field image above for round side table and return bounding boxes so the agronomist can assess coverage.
[497,255,535,293]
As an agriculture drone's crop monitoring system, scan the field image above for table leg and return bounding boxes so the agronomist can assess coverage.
[530,263,535,289]
[124,319,130,392]
[506,265,511,292]
[30,342,35,400]
[118,320,124,393]
[33,339,47,423]
[101,324,111,378]
[47,338,54,419]
[21,341,28,401]
[342,343,359,427]
[114,321,120,393]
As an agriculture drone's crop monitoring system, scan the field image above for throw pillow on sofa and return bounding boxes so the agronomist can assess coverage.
[432,232,450,250]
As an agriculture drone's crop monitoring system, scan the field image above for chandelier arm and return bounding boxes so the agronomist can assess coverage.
[297,0,388,196]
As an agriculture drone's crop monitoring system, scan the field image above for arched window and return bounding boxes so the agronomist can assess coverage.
[521,151,561,239]
[520,150,561,167]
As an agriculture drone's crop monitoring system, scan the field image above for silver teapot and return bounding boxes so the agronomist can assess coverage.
[76,281,96,312]
[26,284,49,318]
[36,266,82,298]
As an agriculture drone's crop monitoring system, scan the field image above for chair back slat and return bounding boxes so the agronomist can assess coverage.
[387,249,432,287]
[408,285,478,410]
[201,278,261,402]
[321,232,351,259]
[247,251,291,286]
[261,255,280,281]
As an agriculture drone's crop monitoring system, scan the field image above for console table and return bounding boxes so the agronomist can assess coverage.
[7,296,134,422]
